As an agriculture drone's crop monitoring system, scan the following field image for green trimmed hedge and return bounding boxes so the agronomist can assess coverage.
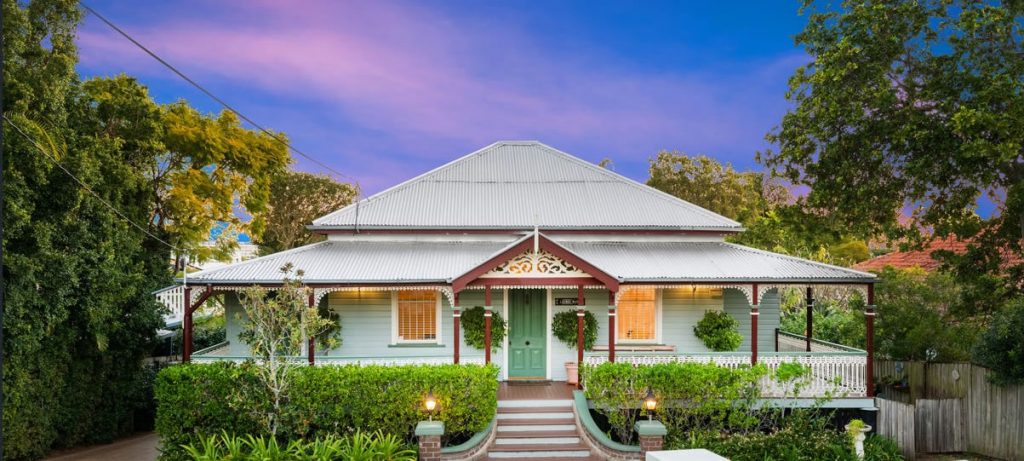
[156,363,498,460]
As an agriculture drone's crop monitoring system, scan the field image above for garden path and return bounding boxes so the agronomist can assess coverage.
[43,432,158,461]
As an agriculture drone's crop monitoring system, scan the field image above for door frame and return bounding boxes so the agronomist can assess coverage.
[501,288,550,380]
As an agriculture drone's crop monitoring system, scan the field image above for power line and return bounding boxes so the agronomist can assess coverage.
[3,114,179,252]
[79,1,358,185]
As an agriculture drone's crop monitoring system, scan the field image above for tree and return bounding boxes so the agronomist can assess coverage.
[645,151,872,265]
[258,170,357,254]
[973,297,1024,385]
[3,1,164,457]
[83,76,291,262]
[237,264,337,435]
[647,151,777,223]
[761,0,1024,303]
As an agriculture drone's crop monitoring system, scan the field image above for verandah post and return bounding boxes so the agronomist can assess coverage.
[576,285,585,388]
[183,286,193,362]
[866,284,876,397]
[751,284,759,365]
[608,290,616,363]
[307,291,315,365]
[806,287,814,352]
[453,291,461,365]
[484,285,492,365]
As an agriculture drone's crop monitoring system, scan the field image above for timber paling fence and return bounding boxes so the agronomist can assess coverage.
[873,361,1024,460]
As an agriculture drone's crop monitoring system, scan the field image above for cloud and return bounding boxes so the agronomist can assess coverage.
[76,1,804,191]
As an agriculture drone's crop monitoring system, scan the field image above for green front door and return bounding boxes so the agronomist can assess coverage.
[508,289,547,379]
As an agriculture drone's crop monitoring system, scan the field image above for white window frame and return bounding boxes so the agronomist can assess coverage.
[390,290,443,345]
[616,288,662,344]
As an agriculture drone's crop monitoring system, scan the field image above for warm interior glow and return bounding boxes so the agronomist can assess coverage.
[644,388,657,412]
[618,287,656,341]
[398,290,437,341]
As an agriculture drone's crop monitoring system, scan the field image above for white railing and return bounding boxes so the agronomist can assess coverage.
[584,352,867,398]
[155,285,185,326]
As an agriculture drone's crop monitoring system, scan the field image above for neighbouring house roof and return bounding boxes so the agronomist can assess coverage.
[852,237,1022,272]
[186,236,874,285]
[310,141,742,232]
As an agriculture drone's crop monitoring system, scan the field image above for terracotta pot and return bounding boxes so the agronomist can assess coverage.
[565,362,579,385]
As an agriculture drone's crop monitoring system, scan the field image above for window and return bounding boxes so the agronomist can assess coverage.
[618,287,658,342]
[393,290,441,344]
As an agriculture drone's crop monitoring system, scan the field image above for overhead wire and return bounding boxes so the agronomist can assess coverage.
[79,1,359,186]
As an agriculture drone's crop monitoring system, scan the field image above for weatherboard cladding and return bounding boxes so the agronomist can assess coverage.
[311,141,742,230]
[188,238,874,284]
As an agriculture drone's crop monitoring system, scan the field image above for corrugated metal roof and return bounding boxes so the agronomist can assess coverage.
[312,141,741,231]
[187,238,873,284]
[187,240,515,284]
[559,241,875,282]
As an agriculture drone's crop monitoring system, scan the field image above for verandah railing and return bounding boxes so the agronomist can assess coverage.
[190,342,487,366]
[583,351,868,398]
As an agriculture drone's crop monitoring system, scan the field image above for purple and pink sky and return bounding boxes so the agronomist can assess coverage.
[77,1,809,195]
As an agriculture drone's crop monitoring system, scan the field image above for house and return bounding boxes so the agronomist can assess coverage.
[177,141,877,400]
[853,236,1022,273]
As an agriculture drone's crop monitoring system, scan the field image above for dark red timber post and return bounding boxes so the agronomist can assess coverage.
[866,284,876,397]
[484,286,493,365]
[577,285,585,387]
[806,287,814,352]
[750,283,759,365]
[183,285,193,362]
[453,291,461,365]
[308,291,316,365]
[182,285,213,363]
[608,290,617,363]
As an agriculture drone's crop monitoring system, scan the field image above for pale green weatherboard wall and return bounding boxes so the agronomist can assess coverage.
[223,289,503,365]
[221,287,778,378]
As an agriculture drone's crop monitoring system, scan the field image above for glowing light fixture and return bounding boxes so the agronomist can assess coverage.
[643,387,657,421]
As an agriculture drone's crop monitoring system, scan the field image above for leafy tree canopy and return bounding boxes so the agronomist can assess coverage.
[646,151,871,266]
[258,170,357,254]
[83,76,291,261]
[761,0,1024,299]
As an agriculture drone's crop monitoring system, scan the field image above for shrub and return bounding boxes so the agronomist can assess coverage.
[552,310,598,351]
[182,431,416,461]
[972,297,1024,385]
[582,362,767,444]
[461,306,507,351]
[155,362,498,460]
[693,310,743,351]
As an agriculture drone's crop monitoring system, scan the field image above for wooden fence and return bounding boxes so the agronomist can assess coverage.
[873,361,1024,460]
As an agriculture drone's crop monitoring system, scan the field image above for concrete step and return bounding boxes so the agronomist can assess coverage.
[494,430,578,439]
[498,399,573,409]
[496,423,576,432]
[498,406,572,414]
[494,436,581,445]
[496,411,574,420]
[487,442,592,459]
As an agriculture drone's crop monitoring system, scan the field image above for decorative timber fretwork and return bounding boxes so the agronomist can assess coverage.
[481,248,591,278]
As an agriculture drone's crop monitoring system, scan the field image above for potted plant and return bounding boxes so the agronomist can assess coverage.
[552,310,598,384]
[845,418,872,459]
[460,306,507,352]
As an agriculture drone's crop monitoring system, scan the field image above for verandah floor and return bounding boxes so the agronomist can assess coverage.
[498,381,575,400]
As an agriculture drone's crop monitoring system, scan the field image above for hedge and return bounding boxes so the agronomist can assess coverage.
[155,362,498,460]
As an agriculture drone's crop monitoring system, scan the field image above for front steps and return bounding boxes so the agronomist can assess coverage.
[488,398,598,460]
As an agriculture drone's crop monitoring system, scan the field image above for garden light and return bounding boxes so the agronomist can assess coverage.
[424,389,437,419]
[643,387,657,421]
